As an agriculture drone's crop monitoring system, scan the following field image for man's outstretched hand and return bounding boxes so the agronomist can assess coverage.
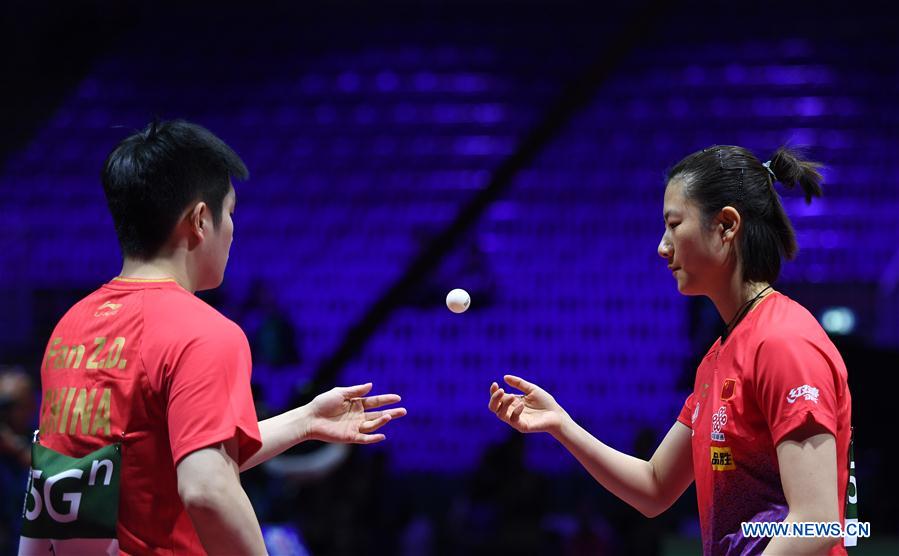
[304,383,406,444]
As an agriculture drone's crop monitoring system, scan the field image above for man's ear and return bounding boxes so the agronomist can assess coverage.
[718,206,741,244]
[189,201,210,241]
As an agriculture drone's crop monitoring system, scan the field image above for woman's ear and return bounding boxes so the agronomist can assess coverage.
[718,206,741,243]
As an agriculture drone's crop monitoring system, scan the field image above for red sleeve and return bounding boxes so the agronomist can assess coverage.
[677,392,697,429]
[166,324,262,466]
[753,334,839,447]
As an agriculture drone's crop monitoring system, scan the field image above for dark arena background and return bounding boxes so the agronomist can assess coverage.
[2,1,898,554]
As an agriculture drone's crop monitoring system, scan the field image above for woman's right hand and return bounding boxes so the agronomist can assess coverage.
[488,375,568,435]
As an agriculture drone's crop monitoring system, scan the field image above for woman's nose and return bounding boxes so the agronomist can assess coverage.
[658,233,671,259]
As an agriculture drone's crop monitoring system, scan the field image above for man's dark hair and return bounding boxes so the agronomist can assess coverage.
[101,119,248,260]
[667,145,824,284]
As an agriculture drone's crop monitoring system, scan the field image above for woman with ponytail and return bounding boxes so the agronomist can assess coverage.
[488,146,852,555]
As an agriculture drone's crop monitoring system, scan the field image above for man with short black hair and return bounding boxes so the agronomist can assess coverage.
[25,120,406,554]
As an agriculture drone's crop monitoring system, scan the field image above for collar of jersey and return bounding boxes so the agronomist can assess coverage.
[111,276,178,284]
[718,290,781,347]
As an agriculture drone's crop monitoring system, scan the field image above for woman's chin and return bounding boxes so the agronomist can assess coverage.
[675,276,702,296]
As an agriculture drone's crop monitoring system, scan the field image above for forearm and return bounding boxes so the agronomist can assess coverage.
[240,405,311,472]
[762,513,840,555]
[185,480,266,554]
[552,416,667,517]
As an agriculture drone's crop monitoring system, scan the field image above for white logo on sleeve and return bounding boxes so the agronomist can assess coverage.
[691,403,700,437]
[786,385,819,404]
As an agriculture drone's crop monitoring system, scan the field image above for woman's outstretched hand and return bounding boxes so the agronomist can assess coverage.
[488,375,568,435]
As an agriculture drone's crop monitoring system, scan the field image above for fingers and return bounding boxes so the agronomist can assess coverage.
[340,383,374,398]
[363,407,407,423]
[489,385,523,423]
[358,407,406,436]
[504,374,536,394]
[360,393,401,410]
[488,385,505,412]
[509,399,526,424]
[496,391,517,419]
[339,385,402,410]
[359,413,393,434]
[353,433,386,445]
[385,407,408,419]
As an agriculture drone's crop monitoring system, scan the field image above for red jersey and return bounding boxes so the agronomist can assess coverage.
[37,277,262,554]
[677,292,852,556]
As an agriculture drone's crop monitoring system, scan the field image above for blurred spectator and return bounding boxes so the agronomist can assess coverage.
[564,497,613,556]
[453,433,551,556]
[608,425,669,555]
[0,366,36,554]
[283,447,394,555]
[240,279,301,368]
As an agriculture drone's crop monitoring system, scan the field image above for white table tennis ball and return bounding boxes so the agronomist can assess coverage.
[446,288,471,314]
